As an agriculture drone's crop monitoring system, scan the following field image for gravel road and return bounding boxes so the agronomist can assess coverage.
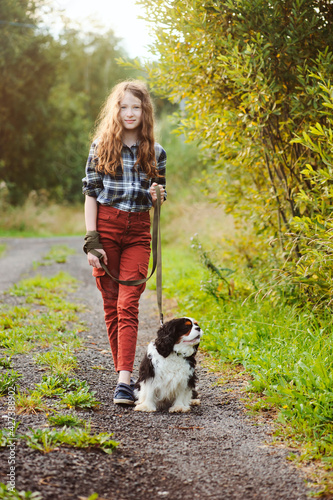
[0,237,315,499]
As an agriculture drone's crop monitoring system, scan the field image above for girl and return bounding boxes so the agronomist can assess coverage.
[82,80,166,405]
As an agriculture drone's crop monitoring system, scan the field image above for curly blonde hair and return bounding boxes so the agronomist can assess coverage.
[92,80,157,178]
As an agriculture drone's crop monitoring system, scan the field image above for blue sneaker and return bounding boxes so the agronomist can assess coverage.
[130,378,136,389]
[113,382,135,405]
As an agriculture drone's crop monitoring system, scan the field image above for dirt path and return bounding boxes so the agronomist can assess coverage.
[0,237,313,499]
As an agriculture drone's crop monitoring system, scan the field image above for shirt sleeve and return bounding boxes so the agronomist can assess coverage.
[82,141,104,197]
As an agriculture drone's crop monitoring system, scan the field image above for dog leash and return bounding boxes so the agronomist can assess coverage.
[84,185,164,326]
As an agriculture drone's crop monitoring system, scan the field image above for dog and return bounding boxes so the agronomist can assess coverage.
[134,317,203,413]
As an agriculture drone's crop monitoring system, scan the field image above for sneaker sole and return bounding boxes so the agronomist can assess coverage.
[113,398,135,405]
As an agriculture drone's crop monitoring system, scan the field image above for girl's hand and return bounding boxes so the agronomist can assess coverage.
[87,249,108,269]
[150,182,165,207]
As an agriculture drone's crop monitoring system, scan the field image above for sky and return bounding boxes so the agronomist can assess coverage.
[51,0,155,60]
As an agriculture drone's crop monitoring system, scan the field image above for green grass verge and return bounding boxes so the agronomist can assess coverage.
[155,244,333,487]
[0,273,84,359]
[0,268,119,464]
[33,244,76,268]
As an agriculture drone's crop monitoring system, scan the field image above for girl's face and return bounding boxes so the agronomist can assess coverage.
[119,91,143,133]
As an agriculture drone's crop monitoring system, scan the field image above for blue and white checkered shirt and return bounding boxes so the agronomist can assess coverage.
[82,141,167,212]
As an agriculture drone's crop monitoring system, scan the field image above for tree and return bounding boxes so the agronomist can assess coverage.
[138,0,333,245]
[0,0,61,204]
[0,1,139,204]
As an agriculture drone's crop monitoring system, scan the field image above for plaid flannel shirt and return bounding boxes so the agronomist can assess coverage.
[82,141,167,212]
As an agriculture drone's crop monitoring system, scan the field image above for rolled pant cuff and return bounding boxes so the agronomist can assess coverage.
[117,366,134,372]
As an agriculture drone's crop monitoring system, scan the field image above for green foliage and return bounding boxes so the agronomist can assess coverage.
[0,273,84,356]
[60,388,100,410]
[47,413,85,428]
[34,349,78,375]
[0,423,20,448]
[190,235,235,300]
[34,375,88,398]
[15,390,51,414]
[0,483,42,500]
[0,0,139,205]
[156,114,205,197]
[139,0,333,307]
[22,424,118,454]
[0,0,61,205]
[0,370,22,396]
[0,356,12,369]
[279,78,333,307]
[34,244,76,268]
[10,272,78,306]
[161,242,333,464]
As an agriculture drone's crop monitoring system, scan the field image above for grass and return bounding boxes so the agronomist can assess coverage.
[33,244,76,268]
[0,200,85,237]
[0,483,42,499]
[47,413,85,428]
[0,370,22,396]
[155,243,333,493]
[34,349,78,375]
[34,375,89,397]
[22,423,118,454]
[59,388,100,410]
[0,263,120,480]
[0,273,84,358]
[15,390,51,415]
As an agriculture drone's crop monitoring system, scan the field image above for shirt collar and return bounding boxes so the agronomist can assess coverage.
[123,140,140,149]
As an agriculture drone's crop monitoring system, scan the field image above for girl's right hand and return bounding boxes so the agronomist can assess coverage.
[87,249,108,269]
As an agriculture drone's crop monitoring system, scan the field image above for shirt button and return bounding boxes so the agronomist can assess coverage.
[132,183,134,186]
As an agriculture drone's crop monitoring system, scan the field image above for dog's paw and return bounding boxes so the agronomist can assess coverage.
[134,403,156,412]
[169,405,190,413]
[190,399,201,406]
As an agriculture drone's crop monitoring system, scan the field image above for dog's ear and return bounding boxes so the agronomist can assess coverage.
[155,324,175,357]
[155,319,185,358]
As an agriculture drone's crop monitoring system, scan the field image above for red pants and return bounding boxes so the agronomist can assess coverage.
[93,205,151,372]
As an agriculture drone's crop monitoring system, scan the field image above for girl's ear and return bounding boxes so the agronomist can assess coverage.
[155,324,175,358]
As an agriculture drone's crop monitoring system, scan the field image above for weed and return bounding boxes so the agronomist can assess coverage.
[0,356,12,369]
[15,390,51,415]
[60,388,100,410]
[22,424,118,454]
[47,413,85,428]
[34,374,88,398]
[34,349,78,374]
[0,422,20,447]
[34,244,76,268]
[0,370,22,396]
[0,483,42,499]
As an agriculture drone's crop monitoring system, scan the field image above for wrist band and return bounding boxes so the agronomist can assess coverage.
[83,231,103,255]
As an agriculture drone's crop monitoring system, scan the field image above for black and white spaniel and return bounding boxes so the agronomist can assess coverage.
[134,317,203,413]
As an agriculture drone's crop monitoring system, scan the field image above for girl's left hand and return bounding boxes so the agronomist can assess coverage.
[150,182,165,206]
